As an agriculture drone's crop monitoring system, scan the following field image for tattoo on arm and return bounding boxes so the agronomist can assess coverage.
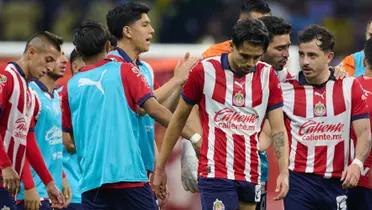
[272,132,285,159]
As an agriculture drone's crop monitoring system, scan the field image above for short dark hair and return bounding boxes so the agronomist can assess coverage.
[298,24,335,52]
[109,35,118,47]
[240,0,271,15]
[106,2,150,40]
[73,20,110,58]
[69,48,80,65]
[259,16,291,42]
[24,31,63,53]
[364,38,372,67]
[232,19,269,51]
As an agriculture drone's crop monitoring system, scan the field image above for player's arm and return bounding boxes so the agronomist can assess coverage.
[0,71,21,195]
[153,53,198,109]
[61,85,75,153]
[259,119,272,151]
[266,68,289,200]
[342,79,371,188]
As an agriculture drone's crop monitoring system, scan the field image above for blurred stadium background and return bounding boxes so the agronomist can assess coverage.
[0,0,371,209]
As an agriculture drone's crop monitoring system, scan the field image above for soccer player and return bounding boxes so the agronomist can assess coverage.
[60,49,85,210]
[0,31,64,209]
[153,19,289,210]
[61,20,199,210]
[348,38,372,210]
[17,52,71,210]
[202,0,271,58]
[106,2,198,184]
[282,25,371,210]
[339,20,372,76]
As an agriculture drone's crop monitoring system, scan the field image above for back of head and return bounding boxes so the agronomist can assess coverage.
[259,16,291,42]
[364,38,372,68]
[298,24,335,52]
[24,31,63,54]
[69,48,80,65]
[73,20,110,59]
[240,0,271,18]
[232,19,269,51]
[106,2,150,40]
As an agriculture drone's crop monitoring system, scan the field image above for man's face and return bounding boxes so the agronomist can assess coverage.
[47,53,68,79]
[239,11,270,21]
[366,23,372,40]
[262,34,291,70]
[230,41,264,75]
[128,13,155,53]
[299,39,333,81]
[28,45,60,79]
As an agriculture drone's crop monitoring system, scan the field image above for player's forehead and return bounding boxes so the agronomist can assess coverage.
[270,34,291,47]
[41,45,61,59]
[299,39,322,53]
[134,13,151,24]
[237,41,264,56]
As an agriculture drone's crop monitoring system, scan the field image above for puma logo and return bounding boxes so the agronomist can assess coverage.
[361,167,370,176]
[314,91,325,99]
[234,81,244,89]
[78,70,107,94]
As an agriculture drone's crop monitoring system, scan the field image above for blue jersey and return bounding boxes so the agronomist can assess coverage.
[108,48,156,172]
[63,60,153,193]
[18,80,63,200]
[63,148,82,203]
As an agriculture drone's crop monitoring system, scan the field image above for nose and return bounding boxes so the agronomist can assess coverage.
[282,49,289,58]
[149,24,155,34]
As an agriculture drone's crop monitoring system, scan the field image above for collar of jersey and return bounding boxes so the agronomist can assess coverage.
[80,59,111,72]
[298,67,336,87]
[33,79,55,98]
[116,47,141,66]
[8,62,27,80]
[220,53,256,74]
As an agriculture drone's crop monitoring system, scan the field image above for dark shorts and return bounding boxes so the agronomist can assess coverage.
[198,177,261,210]
[63,203,84,210]
[82,183,157,210]
[284,171,347,210]
[347,186,372,210]
[0,188,16,210]
[17,200,51,210]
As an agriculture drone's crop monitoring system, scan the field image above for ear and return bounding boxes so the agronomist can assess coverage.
[327,51,334,63]
[363,57,368,68]
[122,26,132,39]
[26,47,37,59]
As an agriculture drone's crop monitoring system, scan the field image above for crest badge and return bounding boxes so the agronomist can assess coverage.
[0,74,7,85]
[314,101,326,117]
[213,199,225,210]
[233,91,245,107]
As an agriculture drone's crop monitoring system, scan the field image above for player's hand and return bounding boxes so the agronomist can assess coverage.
[181,140,199,193]
[46,181,64,209]
[62,177,72,207]
[24,188,41,210]
[333,65,348,80]
[341,164,361,188]
[152,167,168,200]
[1,166,20,195]
[173,52,199,84]
[274,170,289,200]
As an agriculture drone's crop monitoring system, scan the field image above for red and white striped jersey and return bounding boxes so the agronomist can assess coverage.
[353,76,372,189]
[281,71,368,178]
[182,54,283,184]
[0,62,39,177]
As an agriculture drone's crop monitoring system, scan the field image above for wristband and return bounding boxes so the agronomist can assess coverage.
[352,158,364,171]
[190,133,201,144]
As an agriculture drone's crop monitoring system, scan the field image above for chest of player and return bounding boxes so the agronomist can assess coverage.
[281,80,353,146]
[202,66,271,135]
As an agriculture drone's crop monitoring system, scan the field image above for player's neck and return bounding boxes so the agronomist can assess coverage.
[14,57,31,80]
[118,41,139,62]
[84,52,106,66]
[305,68,330,85]
[365,69,372,77]
[39,76,56,93]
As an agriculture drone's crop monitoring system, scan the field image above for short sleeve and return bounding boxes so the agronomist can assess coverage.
[351,79,369,121]
[120,63,154,111]
[181,61,204,105]
[267,68,283,112]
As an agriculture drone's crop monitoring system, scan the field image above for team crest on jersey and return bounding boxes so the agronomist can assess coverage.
[233,91,245,107]
[213,199,225,210]
[0,74,7,85]
[314,101,326,117]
